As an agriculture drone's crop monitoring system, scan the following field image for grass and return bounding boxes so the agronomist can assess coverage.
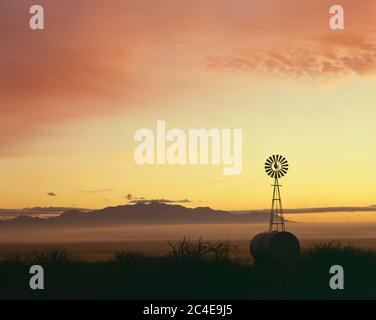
[0,240,375,299]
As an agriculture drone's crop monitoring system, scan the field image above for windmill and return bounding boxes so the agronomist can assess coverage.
[250,154,299,267]
[264,154,288,232]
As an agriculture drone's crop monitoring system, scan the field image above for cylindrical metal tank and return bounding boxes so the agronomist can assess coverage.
[250,231,300,266]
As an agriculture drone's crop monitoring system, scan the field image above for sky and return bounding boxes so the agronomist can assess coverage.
[1,0,376,212]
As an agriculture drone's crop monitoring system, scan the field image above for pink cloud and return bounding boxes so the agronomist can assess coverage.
[1,0,376,154]
[205,33,376,79]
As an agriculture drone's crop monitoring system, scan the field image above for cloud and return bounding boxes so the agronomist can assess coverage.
[47,192,57,196]
[123,194,146,202]
[205,33,376,80]
[130,198,191,204]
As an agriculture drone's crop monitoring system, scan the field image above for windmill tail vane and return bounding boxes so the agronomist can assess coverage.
[264,155,289,232]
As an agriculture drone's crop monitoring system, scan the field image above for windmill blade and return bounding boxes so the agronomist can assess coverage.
[265,166,273,172]
[266,157,273,163]
[281,164,288,170]
[280,168,288,175]
[265,167,273,173]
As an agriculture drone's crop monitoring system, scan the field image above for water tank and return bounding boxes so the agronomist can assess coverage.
[250,231,300,266]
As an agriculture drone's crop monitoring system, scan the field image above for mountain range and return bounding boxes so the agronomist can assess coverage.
[0,202,280,228]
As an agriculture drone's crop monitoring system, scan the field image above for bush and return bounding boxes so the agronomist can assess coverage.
[300,240,372,266]
[167,237,238,263]
[294,240,376,299]
[28,249,73,265]
[167,237,208,262]
[207,240,239,263]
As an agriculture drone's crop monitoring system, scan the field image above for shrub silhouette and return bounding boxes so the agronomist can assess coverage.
[167,237,209,262]
[167,237,239,263]
[293,240,376,299]
[28,249,73,265]
[207,240,239,263]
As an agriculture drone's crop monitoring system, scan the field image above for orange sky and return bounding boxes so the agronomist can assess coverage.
[1,0,376,213]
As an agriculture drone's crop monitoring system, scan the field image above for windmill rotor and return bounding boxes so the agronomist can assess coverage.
[264,154,288,179]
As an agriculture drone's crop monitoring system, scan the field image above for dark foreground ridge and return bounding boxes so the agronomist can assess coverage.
[0,240,375,299]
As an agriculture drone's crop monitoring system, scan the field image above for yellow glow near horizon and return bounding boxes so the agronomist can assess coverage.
[1,75,375,212]
[285,212,376,224]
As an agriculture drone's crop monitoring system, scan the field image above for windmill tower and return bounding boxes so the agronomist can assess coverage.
[264,155,289,232]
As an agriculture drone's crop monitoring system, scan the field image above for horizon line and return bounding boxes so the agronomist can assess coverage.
[0,203,375,215]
